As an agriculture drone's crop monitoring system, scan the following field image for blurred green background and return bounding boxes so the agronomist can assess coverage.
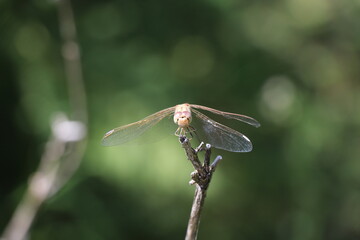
[1,0,360,239]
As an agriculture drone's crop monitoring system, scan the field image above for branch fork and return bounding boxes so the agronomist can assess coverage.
[179,136,223,240]
[180,137,222,189]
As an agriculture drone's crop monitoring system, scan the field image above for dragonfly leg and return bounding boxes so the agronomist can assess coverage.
[175,127,187,137]
[181,128,188,137]
[188,125,196,134]
[188,125,201,142]
[176,126,197,140]
[175,127,180,136]
[186,127,193,140]
[182,126,200,141]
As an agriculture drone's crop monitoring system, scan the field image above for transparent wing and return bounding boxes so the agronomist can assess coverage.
[192,109,253,152]
[102,107,175,146]
[190,104,260,128]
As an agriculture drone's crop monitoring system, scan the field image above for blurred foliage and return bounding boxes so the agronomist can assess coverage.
[1,0,360,239]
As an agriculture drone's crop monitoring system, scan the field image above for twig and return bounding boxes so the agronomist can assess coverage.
[52,0,88,194]
[1,137,65,240]
[186,184,206,240]
[179,137,223,240]
[1,0,87,239]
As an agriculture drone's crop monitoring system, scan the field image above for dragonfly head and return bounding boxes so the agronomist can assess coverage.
[174,111,192,128]
[174,103,192,127]
[176,116,191,127]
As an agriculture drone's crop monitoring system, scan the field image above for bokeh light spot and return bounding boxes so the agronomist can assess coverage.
[259,75,296,124]
[170,36,215,80]
[286,0,331,29]
[241,6,300,53]
[15,22,50,61]
[296,45,345,87]
[83,4,123,40]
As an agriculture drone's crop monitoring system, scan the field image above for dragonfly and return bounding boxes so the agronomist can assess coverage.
[102,103,260,152]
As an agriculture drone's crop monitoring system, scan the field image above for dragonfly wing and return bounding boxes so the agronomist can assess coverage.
[102,107,175,146]
[192,109,253,152]
[190,104,260,128]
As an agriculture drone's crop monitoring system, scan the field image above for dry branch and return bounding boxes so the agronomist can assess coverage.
[179,137,222,240]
